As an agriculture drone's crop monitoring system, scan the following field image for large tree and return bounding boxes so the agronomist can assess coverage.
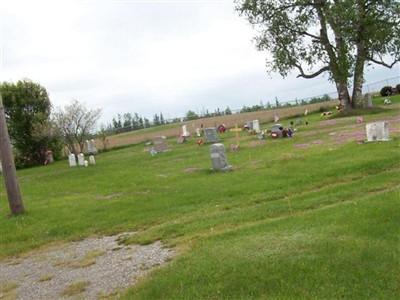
[53,100,102,154]
[0,79,61,168]
[236,0,400,110]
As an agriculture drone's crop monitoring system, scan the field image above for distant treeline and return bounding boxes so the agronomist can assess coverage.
[101,94,332,136]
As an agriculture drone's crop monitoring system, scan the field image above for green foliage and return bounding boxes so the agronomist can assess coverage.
[0,79,61,168]
[185,110,198,121]
[380,86,393,96]
[236,0,400,109]
[396,84,400,93]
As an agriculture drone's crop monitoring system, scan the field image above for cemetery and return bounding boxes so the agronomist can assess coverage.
[0,96,399,299]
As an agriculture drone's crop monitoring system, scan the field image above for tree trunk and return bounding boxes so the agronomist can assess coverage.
[336,82,351,112]
[0,94,24,215]
[351,0,367,108]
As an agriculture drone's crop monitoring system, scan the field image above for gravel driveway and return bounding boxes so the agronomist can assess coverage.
[0,232,174,299]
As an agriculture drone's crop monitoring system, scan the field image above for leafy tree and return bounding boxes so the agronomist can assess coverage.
[236,0,400,110]
[53,100,101,154]
[225,106,232,115]
[160,112,165,125]
[153,114,160,126]
[123,113,132,130]
[185,110,199,120]
[144,117,151,128]
[0,79,61,168]
[112,114,122,131]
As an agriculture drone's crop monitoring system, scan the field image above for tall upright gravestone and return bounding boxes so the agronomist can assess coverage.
[68,153,77,167]
[210,143,232,171]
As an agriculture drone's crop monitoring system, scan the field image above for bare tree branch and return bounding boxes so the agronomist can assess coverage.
[295,64,330,78]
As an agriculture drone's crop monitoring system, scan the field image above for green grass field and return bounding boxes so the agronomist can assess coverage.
[1,95,400,299]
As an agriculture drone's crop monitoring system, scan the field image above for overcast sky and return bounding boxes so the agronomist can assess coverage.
[1,0,399,125]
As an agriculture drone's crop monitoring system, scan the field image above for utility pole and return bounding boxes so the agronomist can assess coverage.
[0,94,24,215]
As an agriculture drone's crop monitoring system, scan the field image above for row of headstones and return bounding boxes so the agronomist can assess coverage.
[153,127,224,152]
[152,121,390,170]
[69,153,96,167]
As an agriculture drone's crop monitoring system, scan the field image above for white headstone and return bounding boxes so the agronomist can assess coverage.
[196,128,201,137]
[90,140,98,154]
[85,140,91,153]
[253,120,260,133]
[84,160,88,167]
[77,153,85,166]
[366,122,390,142]
[68,154,77,167]
[182,125,190,137]
[210,143,232,171]
[89,155,96,165]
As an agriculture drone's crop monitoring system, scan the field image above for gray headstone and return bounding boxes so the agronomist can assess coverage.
[365,93,373,108]
[296,118,302,125]
[253,120,260,133]
[77,153,85,166]
[246,121,254,130]
[271,124,283,137]
[204,127,220,143]
[153,136,169,152]
[89,155,96,165]
[210,143,232,171]
[68,153,77,167]
[86,139,98,155]
[366,122,390,142]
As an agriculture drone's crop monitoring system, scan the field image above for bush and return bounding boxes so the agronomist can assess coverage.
[396,84,400,93]
[380,86,393,96]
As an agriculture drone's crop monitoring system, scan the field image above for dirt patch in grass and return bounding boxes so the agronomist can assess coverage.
[0,233,174,300]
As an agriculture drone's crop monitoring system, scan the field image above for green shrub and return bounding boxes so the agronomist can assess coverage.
[380,86,393,96]
[396,84,400,93]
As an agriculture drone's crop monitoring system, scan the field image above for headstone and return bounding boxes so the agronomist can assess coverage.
[366,122,390,142]
[296,117,302,125]
[365,93,373,108]
[182,125,190,138]
[246,121,254,130]
[68,153,77,167]
[196,128,201,137]
[77,153,85,166]
[89,155,96,165]
[153,136,169,152]
[86,139,98,155]
[253,120,260,133]
[271,124,283,138]
[210,143,232,171]
[204,127,220,143]
[84,160,88,167]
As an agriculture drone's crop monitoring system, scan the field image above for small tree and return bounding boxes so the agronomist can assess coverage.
[54,100,101,154]
[0,79,60,168]
[185,110,198,121]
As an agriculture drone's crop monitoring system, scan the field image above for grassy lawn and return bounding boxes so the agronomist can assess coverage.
[1,95,399,299]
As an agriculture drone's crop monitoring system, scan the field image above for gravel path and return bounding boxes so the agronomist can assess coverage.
[0,232,174,299]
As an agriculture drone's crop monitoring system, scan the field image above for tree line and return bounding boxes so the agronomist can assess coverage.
[106,94,332,135]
